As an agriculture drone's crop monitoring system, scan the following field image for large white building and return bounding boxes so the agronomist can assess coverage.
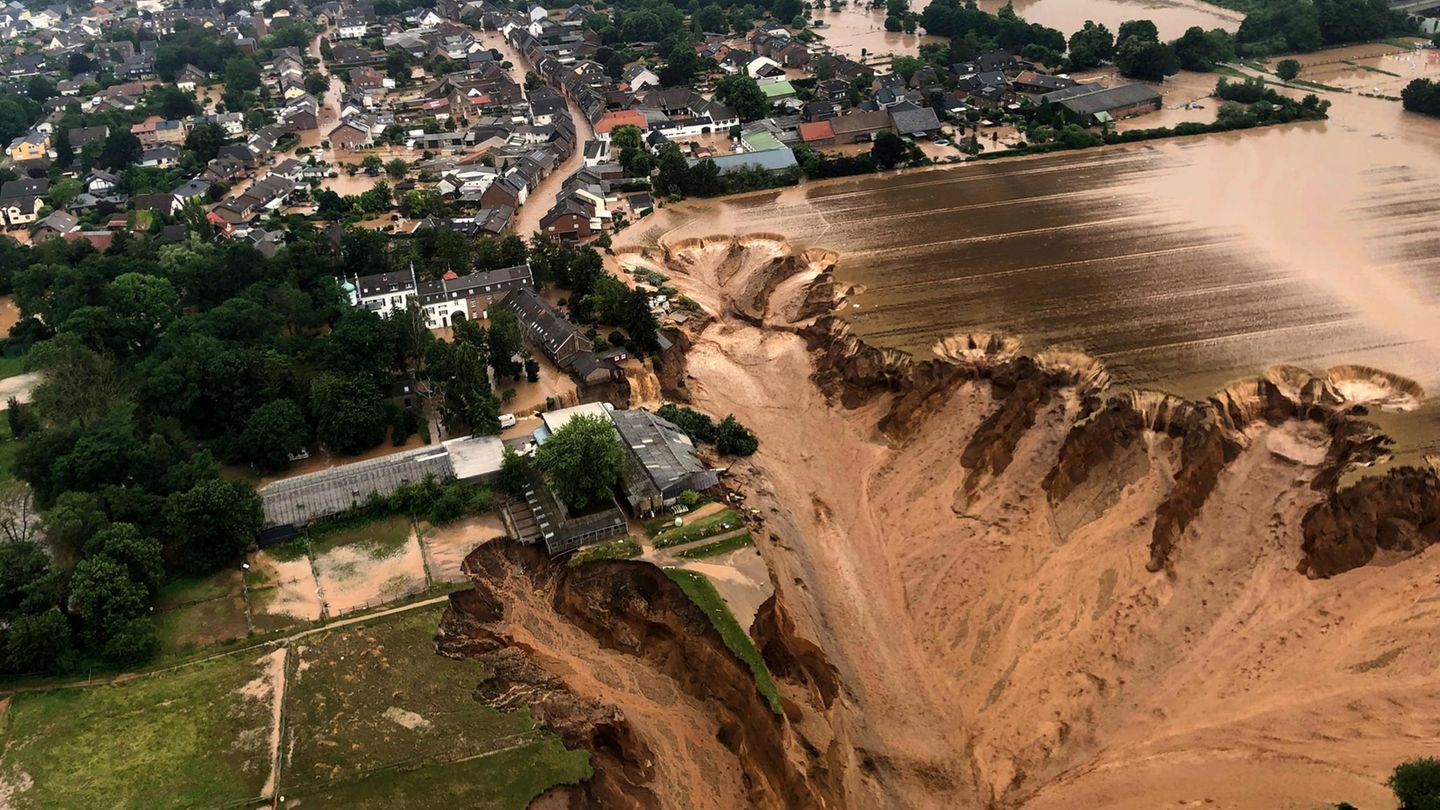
[349,262,534,328]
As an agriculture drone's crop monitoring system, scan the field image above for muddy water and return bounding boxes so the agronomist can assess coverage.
[973,0,1241,40]
[626,82,1440,469]
[811,4,944,62]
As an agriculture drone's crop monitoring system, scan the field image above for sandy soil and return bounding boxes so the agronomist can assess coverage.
[622,233,1440,808]
[245,549,323,627]
[469,546,753,806]
[672,548,773,632]
[420,513,507,583]
[313,530,428,616]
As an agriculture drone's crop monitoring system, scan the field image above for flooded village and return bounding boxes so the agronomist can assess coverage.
[6,0,1440,807]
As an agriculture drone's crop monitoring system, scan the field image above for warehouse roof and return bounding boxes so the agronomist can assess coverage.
[1042,83,1161,117]
[258,446,455,528]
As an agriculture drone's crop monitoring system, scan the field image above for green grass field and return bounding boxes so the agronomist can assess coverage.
[568,538,642,567]
[0,652,276,809]
[308,514,414,559]
[664,568,782,715]
[675,533,754,559]
[281,606,590,802]
[0,417,19,483]
[288,739,590,808]
[0,354,26,381]
[652,508,744,549]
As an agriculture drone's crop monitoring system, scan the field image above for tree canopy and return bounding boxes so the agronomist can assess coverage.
[535,414,623,510]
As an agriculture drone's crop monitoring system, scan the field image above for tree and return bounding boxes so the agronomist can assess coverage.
[100,130,142,171]
[0,483,36,545]
[239,399,310,471]
[1402,78,1440,116]
[1068,20,1114,69]
[891,55,924,81]
[164,478,263,572]
[26,75,56,102]
[498,446,528,494]
[1390,757,1440,810]
[41,491,109,557]
[6,609,73,673]
[361,154,383,175]
[1115,36,1180,81]
[87,523,165,596]
[150,85,197,118]
[716,415,759,456]
[222,56,261,93]
[68,556,149,647]
[658,403,717,443]
[713,74,769,121]
[1275,58,1301,82]
[384,157,409,179]
[660,42,702,87]
[1171,26,1235,72]
[1117,18,1159,44]
[535,414,623,510]
[871,131,909,169]
[311,373,389,455]
[53,126,73,169]
[184,122,228,163]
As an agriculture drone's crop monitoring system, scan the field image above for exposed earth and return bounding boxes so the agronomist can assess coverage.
[442,234,1440,809]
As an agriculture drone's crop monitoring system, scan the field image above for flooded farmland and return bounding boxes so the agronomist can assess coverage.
[624,85,1440,470]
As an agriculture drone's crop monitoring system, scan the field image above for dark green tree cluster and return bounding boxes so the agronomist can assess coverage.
[1235,0,1410,54]
[0,226,485,674]
[657,404,759,456]
[1066,20,1114,70]
[530,237,661,354]
[920,0,1066,60]
[1391,757,1440,810]
[1113,19,1180,81]
[428,315,503,435]
[535,414,623,510]
[154,24,245,81]
[1402,78,1440,117]
[713,74,770,121]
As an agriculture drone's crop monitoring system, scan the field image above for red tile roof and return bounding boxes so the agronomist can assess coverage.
[797,120,834,142]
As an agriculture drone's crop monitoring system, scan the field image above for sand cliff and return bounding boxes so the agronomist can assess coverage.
[443,235,1440,808]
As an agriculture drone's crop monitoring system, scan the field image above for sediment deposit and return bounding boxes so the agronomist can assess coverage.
[443,234,1440,808]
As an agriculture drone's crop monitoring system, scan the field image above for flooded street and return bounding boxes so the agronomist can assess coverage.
[624,80,1440,468]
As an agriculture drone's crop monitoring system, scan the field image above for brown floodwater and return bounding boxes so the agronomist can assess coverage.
[624,80,1440,472]
[973,0,1241,40]
[813,0,1239,57]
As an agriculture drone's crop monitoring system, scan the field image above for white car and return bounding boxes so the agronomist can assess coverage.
[498,413,517,428]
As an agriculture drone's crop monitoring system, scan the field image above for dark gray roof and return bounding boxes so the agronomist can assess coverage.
[258,446,455,527]
[1043,83,1161,117]
[611,409,720,509]
[889,105,940,135]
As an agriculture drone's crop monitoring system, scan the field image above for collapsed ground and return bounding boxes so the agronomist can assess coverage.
[448,233,1440,809]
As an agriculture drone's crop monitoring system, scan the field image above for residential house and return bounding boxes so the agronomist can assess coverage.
[503,286,592,369]
[0,178,48,227]
[5,131,49,162]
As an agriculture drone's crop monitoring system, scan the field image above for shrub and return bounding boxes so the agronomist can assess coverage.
[1391,757,1440,810]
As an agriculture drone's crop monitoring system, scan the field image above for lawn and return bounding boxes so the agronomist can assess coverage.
[664,568,782,715]
[675,533,754,559]
[0,354,25,381]
[568,538,642,567]
[0,417,19,483]
[0,651,277,809]
[308,514,414,559]
[287,739,590,809]
[282,606,589,797]
[651,508,744,549]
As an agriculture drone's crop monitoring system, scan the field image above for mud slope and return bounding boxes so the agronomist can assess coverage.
[436,542,841,809]
[636,234,1440,809]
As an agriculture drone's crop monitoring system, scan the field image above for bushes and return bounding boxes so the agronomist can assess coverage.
[658,404,759,457]
[1402,78,1440,117]
[1391,757,1440,810]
